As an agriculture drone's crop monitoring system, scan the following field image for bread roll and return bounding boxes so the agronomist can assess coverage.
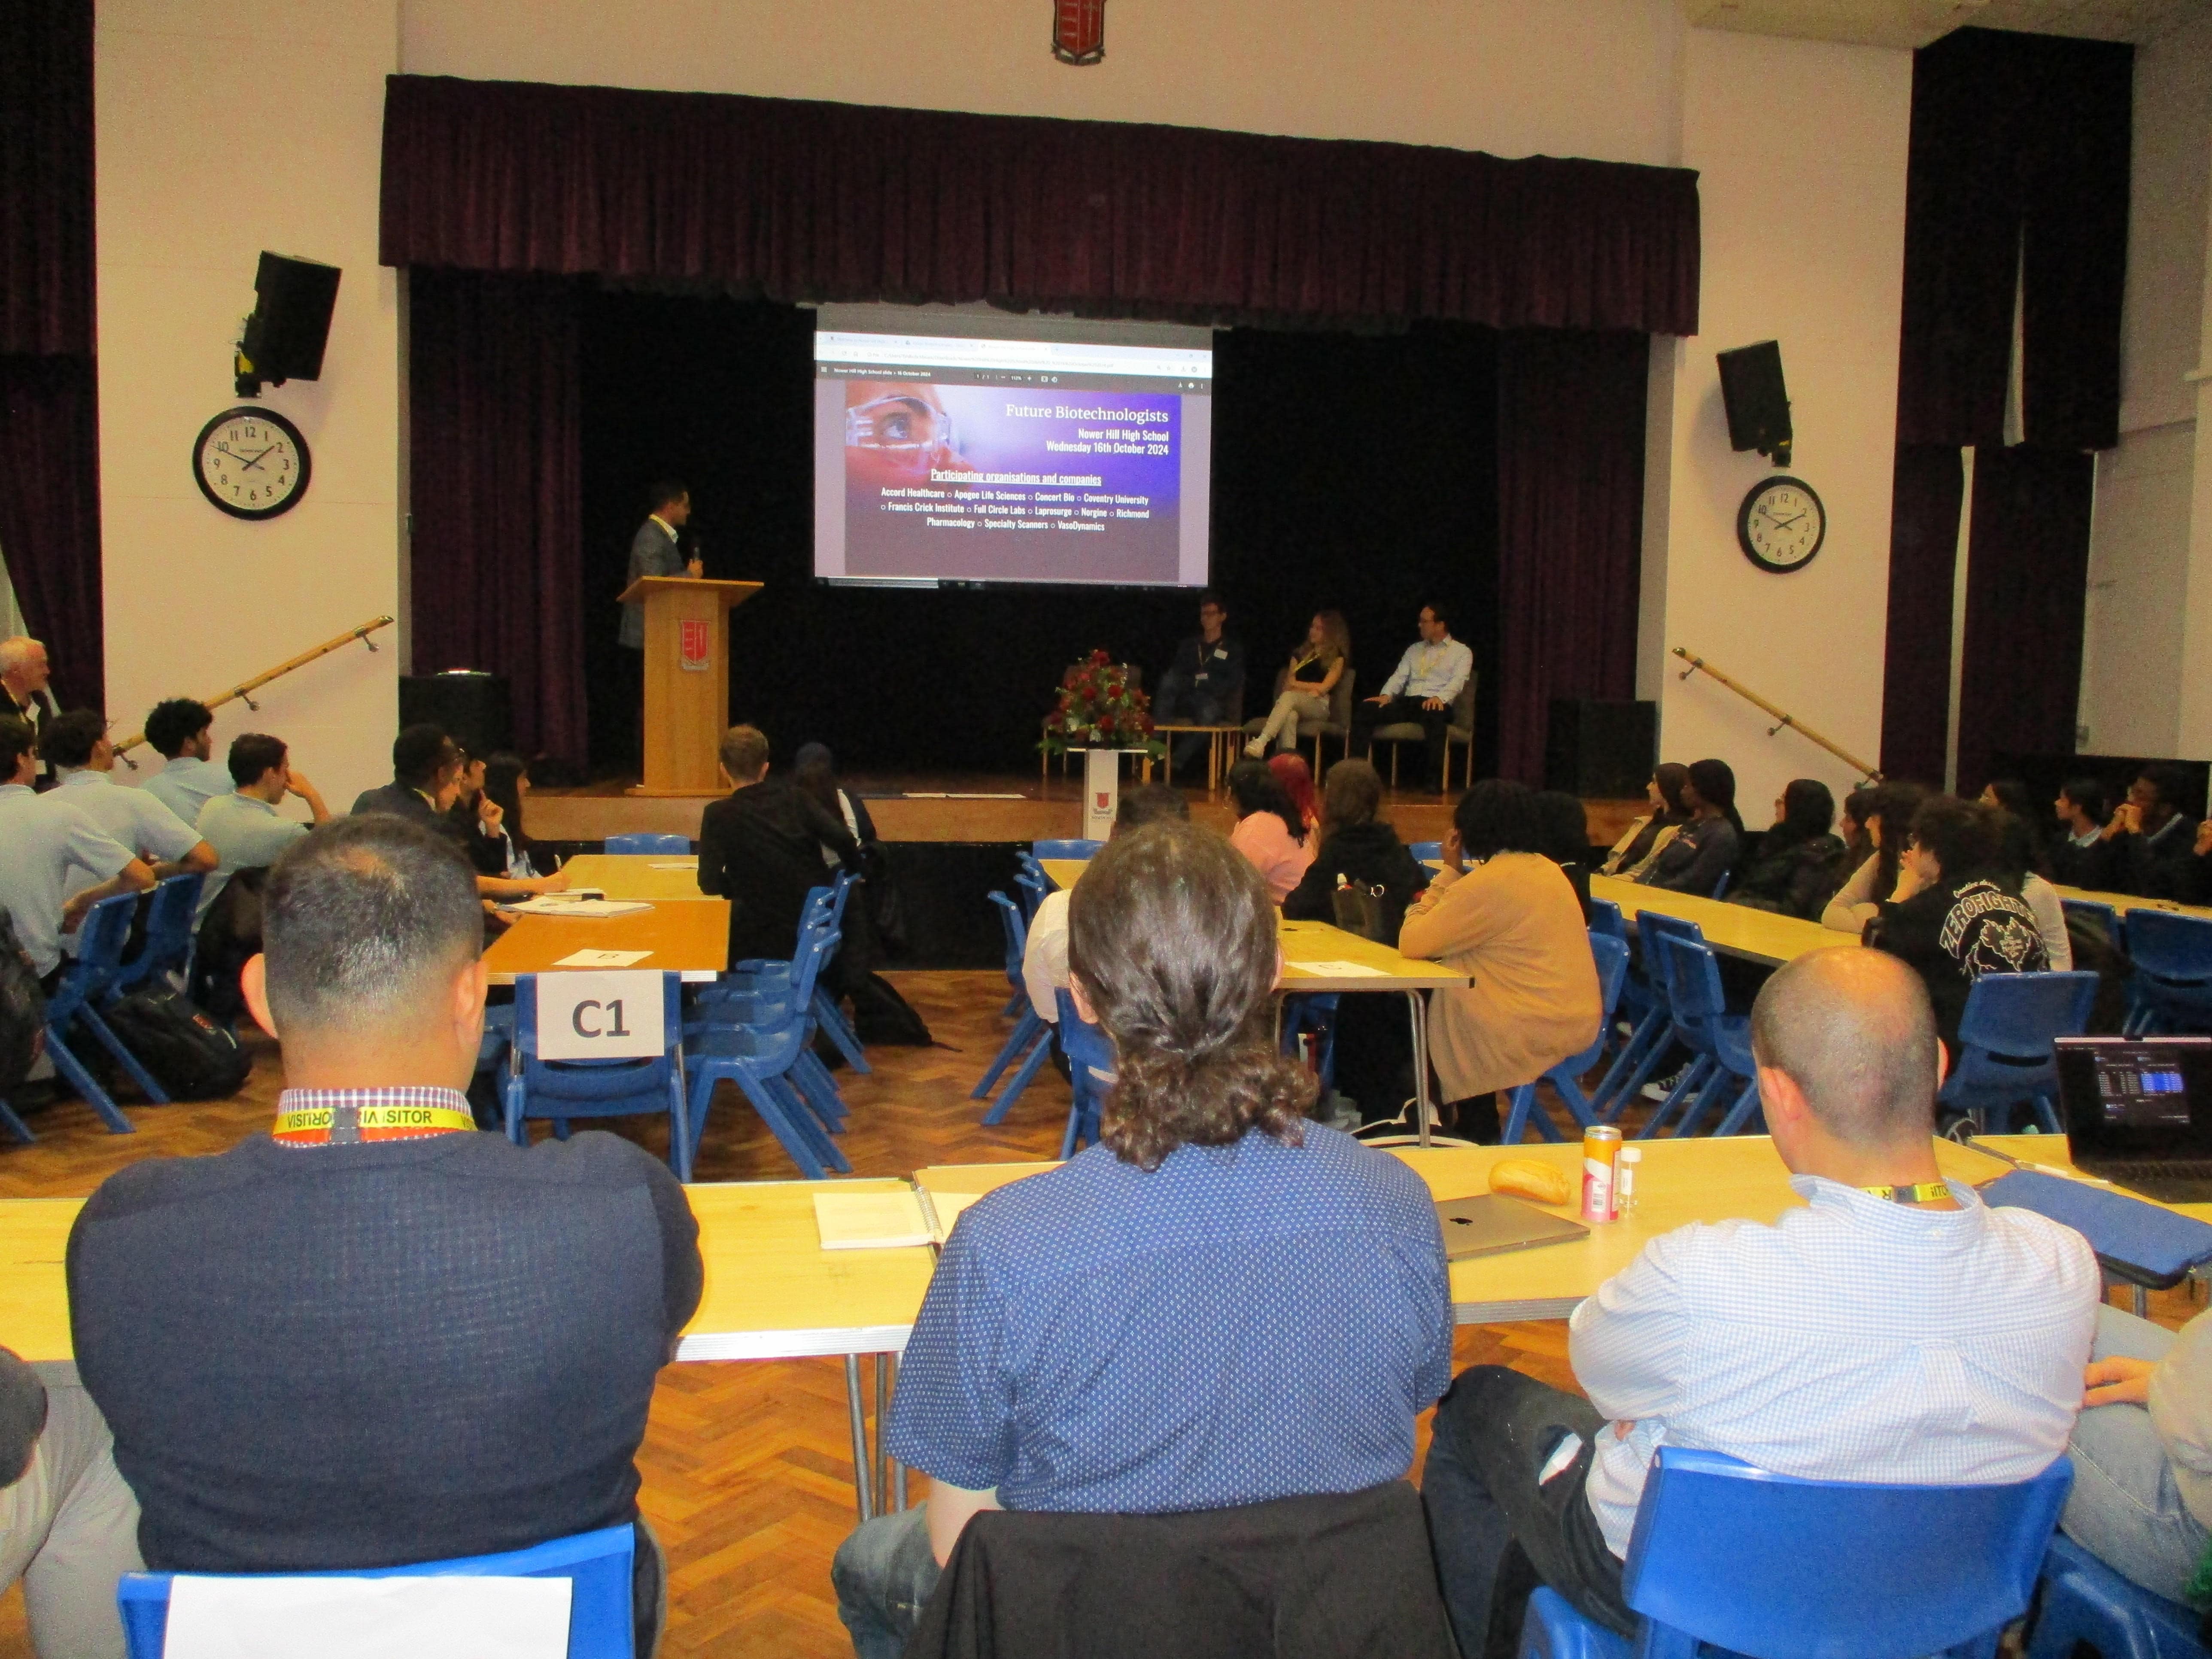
[1488,1158,1572,1207]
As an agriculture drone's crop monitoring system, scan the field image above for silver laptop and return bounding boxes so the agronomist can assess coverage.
[1434,1195,1590,1261]
[2056,1036,2212,1203]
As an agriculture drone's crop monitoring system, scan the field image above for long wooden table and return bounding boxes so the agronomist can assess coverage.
[482,902,729,985]
[558,853,713,903]
[1590,873,1851,967]
[2053,883,2212,924]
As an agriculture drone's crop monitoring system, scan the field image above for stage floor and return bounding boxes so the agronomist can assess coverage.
[532,768,1646,848]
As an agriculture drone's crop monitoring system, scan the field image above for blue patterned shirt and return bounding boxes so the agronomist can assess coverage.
[885,1123,1453,1513]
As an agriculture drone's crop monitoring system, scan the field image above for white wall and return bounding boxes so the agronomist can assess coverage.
[96,0,401,813]
[1650,29,1913,825]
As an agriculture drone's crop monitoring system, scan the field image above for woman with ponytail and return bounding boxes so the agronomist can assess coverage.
[833,821,1454,1653]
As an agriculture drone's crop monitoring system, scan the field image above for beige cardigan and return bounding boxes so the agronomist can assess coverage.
[1399,853,1601,1102]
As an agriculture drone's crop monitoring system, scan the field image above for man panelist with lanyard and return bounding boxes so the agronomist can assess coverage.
[1350,603,1471,794]
[67,816,702,1659]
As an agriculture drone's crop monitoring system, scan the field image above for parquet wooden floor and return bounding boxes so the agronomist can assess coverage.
[0,973,2188,1656]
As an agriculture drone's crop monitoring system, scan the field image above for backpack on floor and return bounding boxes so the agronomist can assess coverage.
[0,913,46,1099]
[99,988,251,1100]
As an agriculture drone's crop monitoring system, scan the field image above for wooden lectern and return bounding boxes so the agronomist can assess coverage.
[617,576,763,796]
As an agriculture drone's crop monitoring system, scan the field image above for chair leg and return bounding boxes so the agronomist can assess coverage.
[42,1029,134,1135]
[980,1022,1056,1125]
[812,986,870,1074]
[1714,1075,1765,1136]
[1590,1008,1669,1120]
[1675,1064,1744,1137]
[0,1096,33,1144]
[1640,1055,1714,1138]
[1498,1084,1565,1145]
[769,1073,852,1172]
[972,1009,1045,1100]
[731,1074,830,1180]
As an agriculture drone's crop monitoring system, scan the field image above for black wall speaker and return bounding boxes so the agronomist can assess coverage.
[1546,699,1658,800]
[400,673,513,761]
[1715,340,1791,466]
[240,252,341,388]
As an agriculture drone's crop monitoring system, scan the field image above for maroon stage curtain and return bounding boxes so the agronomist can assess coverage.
[1876,445,1964,786]
[380,76,1701,337]
[1495,331,1649,784]
[407,272,587,764]
[1953,446,2094,797]
[0,357,103,707]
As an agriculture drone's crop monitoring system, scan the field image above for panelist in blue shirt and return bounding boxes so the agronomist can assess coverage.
[1350,602,1474,793]
[831,819,1453,1659]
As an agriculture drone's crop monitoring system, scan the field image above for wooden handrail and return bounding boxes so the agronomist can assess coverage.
[1671,647,1881,782]
[112,615,394,769]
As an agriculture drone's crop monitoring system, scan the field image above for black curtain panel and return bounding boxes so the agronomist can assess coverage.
[0,356,103,707]
[0,0,94,359]
[1953,446,2094,798]
[407,272,588,764]
[566,289,1500,777]
[380,76,1700,338]
[1494,330,1648,785]
[1876,445,1965,787]
[1896,28,2132,451]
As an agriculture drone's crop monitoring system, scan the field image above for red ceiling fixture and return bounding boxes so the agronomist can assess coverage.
[1053,0,1105,65]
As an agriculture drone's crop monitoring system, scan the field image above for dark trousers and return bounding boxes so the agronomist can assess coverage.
[1421,1366,1633,1658]
[619,644,645,774]
[1152,671,1235,774]
[1354,696,1452,789]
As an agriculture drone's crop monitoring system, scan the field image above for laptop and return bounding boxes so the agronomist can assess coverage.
[2056,1036,2212,1203]
[1433,1195,1590,1261]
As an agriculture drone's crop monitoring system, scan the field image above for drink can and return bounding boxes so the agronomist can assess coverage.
[1582,1125,1623,1223]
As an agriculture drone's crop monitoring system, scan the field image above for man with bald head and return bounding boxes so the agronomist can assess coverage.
[1421,948,2101,1656]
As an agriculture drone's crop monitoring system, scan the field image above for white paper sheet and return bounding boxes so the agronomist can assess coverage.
[1288,959,1392,977]
[647,860,698,869]
[163,1573,571,1659]
[553,949,653,968]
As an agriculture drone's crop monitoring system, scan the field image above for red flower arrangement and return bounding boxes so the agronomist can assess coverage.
[1039,648,1163,758]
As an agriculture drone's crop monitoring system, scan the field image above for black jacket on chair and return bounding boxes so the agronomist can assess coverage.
[904,1482,1458,1659]
[697,778,864,965]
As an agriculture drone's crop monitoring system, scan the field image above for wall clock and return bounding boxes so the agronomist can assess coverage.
[192,406,311,520]
[1736,475,1826,573]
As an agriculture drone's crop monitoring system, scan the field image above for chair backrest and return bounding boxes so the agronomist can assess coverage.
[2059,898,2122,950]
[603,832,690,856]
[513,972,684,1105]
[825,871,857,927]
[1620,1446,2071,1659]
[1710,870,1732,900]
[1955,970,2099,1062]
[1033,839,1103,860]
[1659,934,1729,1034]
[1589,898,1626,943]
[989,890,1029,986]
[111,873,204,994]
[1012,852,1050,919]
[1328,666,1356,726]
[1449,673,1477,735]
[50,893,142,1021]
[1636,911,1705,1009]
[1409,841,1444,864]
[2123,909,2212,983]
[1589,932,1630,1030]
[1054,989,1117,1113]
[117,1522,637,1659]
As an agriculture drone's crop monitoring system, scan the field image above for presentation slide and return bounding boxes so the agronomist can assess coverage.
[813,326,1212,587]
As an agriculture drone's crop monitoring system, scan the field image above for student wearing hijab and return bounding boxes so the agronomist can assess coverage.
[1732,779,1847,920]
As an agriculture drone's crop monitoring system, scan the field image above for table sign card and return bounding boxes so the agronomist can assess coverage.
[164,1573,570,1659]
[535,970,665,1060]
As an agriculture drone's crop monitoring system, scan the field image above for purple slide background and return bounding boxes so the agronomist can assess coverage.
[838,385,1187,583]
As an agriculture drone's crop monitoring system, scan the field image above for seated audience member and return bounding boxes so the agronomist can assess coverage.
[1869,795,2048,1051]
[1349,604,1474,793]
[139,699,228,829]
[1422,948,2099,1655]
[2060,1303,2212,1606]
[1281,759,1429,1122]
[1633,759,1742,896]
[38,711,216,898]
[2049,776,2115,890]
[1732,779,1846,920]
[0,1346,141,1659]
[442,748,503,877]
[1154,591,1246,778]
[1981,779,2048,868]
[1246,611,1350,759]
[1598,764,1689,878]
[833,821,1452,1658]
[194,734,330,917]
[0,718,154,991]
[1535,790,1595,921]
[2102,763,2211,902]
[0,638,56,790]
[1225,759,1314,903]
[353,726,567,902]
[477,754,552,880]
[1996,810,2072,971]
[1820,779,1929,934]
[67,816,702,1657]
[699,724,865,965]
[1268,751,1321,837]
[1401,781,1598,1143]
[794,742,879,863]
[1022,783,1188,1024]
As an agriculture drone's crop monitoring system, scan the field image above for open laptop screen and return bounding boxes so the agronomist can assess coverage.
[2057,1037,2212,1157]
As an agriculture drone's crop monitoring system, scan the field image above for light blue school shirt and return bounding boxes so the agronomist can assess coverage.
[0,784,136,976]
[143,756,229,830]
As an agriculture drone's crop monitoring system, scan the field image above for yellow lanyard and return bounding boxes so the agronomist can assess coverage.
[1862,1181,1951,1206]
[273,1103,476,1145]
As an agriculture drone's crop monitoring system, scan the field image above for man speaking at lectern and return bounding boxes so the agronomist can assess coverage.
[619,482,702,766]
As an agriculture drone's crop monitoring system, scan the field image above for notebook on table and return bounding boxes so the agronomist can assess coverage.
[2057,1036,2212,1203]
[1433,1195,1589,1261]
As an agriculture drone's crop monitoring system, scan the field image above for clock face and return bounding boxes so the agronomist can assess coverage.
[1738,476,1826,573]
[193,406,310,520]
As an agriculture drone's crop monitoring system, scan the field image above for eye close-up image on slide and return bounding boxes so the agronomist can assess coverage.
[813,313,1214,589]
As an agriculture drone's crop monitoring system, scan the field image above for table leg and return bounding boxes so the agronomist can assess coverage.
[2136,1283,2151,1319]
[844,1354,875,1523]
[895,1461,909,1513]
[1408,991,1432,1149]
[873,1353,892,1510]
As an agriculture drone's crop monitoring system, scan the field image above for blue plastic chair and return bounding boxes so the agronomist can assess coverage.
[684,921,852,1179]
[2123,910,2212,1036]
[1411,841,1444,864]
[1279,993,1340,1090]
[1520,1446,2072,1659]
[1937,971,2099,1134]
[118,1522,637,1659]
[108,872,204,998]
[974,893,1054,1121]
[45,893,161,1133]
[800,872,870,1076]
[2026,1532,2209,1659]
[2061,898,2124,951]
[1501,933,1632,1143]
[603,832,690,856]
[505,972,692,1179]
[1710,870,1731,900]
[1647,935,1761,1139]
[1054,990,1115,1158]
[1589,913,1703,1121]
[1012,851,1052,923]
[1033,839,1103,860]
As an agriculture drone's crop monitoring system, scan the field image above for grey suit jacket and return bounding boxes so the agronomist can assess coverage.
[619,518,686,649]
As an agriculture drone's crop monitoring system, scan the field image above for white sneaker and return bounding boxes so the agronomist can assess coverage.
[1243,738,1266,758]
[1640,1066,1687,1102]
